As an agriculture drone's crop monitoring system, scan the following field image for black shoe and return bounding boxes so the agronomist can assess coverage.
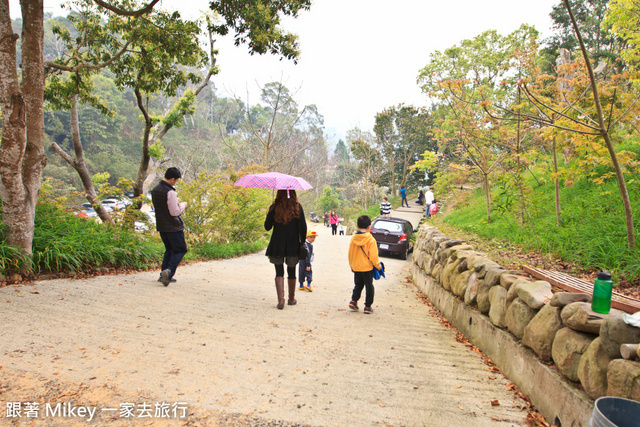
[158,276,177,283]
[160,269,172,286]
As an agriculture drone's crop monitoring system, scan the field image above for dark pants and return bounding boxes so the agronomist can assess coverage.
[299,265,312,284]
[351,270,375,307]
[331,224,337,235]
[160,231,188,278]
[270,256,298,279]
[401,196,408,207]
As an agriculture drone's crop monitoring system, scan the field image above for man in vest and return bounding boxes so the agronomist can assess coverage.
[151,167,188,286]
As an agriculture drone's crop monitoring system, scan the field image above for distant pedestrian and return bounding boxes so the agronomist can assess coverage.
[348,215,381,315]
[329,210,339,235]
[380,197,391,217]
[323,211,329,227]
[416,190,425,205]
[339,224,345,235]
[425,188,435,218]
[299,230,317,292]
[400,186,409,208]
[429,200,439,217]
[151,167,188,287]
[265,189,307,309]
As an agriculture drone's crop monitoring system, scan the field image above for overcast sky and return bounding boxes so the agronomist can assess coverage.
[10,0,561,143]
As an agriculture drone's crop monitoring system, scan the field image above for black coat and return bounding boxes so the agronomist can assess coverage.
[264,204,307,258]
[151,180,185,233]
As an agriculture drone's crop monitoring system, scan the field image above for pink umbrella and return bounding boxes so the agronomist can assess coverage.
[234,172,313,191]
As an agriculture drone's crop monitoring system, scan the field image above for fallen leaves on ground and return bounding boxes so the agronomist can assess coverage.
[411,284,552,426]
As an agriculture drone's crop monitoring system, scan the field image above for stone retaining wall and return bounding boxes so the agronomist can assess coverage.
[412,224,640,426]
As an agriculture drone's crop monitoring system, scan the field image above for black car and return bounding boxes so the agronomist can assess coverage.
[370,217,415,260]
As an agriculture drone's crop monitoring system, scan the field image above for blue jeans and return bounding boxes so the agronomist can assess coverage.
[425,203,431,218]
[351,270,375,307]
[160,231,188,278]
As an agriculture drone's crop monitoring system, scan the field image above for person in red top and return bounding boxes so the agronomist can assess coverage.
[329,210,339,235]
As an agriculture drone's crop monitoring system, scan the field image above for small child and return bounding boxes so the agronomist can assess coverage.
[339,224,344,235]
[347,215,381,314]
[299,230,317,292]
[429,200,439,216]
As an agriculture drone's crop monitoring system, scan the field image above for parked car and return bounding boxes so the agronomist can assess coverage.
[370,217,416,260]
[80,207,98,218]
[80,202,113,214]
[135,211,156,232]
[101,197,130,210]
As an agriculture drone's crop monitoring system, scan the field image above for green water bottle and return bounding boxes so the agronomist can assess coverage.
[591,271,613,314]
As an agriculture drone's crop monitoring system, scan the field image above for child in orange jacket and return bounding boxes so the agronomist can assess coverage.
[347,215,381,314]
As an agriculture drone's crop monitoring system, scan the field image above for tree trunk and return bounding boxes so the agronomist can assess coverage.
[51,95,114,224]
[389,153,396,196]
[133,88,152,199]
[602,131,635,248]
[483,172,491,222]
[516,87,525,226]
[563,0,636,249]
[552,137,562,227]
[0,0,46,258]
[391,173,396,197]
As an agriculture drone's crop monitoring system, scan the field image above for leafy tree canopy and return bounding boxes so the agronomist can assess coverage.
[208,0,311,62]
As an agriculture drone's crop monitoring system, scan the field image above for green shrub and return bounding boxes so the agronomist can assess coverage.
[0,202,165,276]
[30,202,164,273]
[188,240,267,260]
[318,185,341,212]
[179,167,272,245]
[0,241,29,276]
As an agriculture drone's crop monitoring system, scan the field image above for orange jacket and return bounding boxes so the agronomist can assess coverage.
[348,231,381,272]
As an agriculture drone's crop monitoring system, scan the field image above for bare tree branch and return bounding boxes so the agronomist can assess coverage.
[92,0,161,17]
[45,40,132,74]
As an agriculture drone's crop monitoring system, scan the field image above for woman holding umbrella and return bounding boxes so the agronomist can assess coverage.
[264,189,307,309]
[234,172,312,309]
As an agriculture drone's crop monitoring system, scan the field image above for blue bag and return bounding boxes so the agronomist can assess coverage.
[361,247,385,280]
[372,262,385,280]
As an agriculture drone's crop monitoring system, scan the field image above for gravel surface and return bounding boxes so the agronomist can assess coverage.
[0,204,529,426]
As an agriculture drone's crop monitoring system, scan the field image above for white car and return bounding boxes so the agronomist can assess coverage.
[101,197,130,210]
[135,211,156,231]
[81,202,113,213]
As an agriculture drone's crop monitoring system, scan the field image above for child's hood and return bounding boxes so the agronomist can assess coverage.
[351,232,375,247]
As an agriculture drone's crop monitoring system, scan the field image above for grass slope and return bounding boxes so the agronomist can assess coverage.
[442,176,640,287]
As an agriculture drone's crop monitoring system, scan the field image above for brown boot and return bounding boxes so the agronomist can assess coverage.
[275,277,285,309]
[287,278,297,305]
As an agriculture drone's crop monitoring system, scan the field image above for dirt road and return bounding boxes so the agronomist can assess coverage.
[0,204,528,426]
